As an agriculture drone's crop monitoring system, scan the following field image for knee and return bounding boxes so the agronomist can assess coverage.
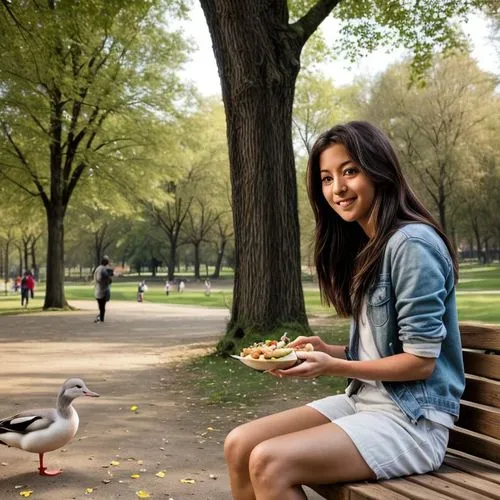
[224,425,252,468]
[248,441,282,488]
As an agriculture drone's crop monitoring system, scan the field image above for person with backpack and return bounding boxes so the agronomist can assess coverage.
[93,256,112,323]
[20,271,30,307]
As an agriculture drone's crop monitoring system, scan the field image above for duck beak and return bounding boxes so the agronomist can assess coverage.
[83,390,100,397]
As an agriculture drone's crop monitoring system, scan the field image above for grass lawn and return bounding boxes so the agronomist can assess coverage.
[1,264,499,322]
[457,265,500,291]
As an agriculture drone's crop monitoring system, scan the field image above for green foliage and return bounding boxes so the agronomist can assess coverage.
[0,0,190,205]
[362,53,499,238]
[332,0,472,80]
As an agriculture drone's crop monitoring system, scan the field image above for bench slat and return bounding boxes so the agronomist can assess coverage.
[381,477,455,499]
[407,472,493,500]
[432,464,500,499]
[457,401,500,440]
[459,323,500,351]
[444,453,500,484]
[448,428,500,464]
[348,482,412,499]
[308,482,410,500]
[463,375,500,408]
[463,351,500,380]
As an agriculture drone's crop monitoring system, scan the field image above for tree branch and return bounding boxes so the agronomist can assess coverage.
[290,0,341,48]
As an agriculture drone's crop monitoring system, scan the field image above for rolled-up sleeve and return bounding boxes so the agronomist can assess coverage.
[391,237,452,358]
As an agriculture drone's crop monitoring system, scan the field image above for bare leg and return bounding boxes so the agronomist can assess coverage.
[224,406,331,500]
[38,453,62,476]
[249,422,375,500]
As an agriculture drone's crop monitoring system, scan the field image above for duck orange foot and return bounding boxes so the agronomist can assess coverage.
[38,454,61,476]
[39,466,62,476]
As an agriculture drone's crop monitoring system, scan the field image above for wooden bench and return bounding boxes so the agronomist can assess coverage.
[308,322,500,499]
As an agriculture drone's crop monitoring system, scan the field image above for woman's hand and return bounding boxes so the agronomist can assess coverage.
[287,335,328,353]
[271,351,348,378]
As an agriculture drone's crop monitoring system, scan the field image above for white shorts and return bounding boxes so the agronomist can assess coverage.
[307,384,449,480]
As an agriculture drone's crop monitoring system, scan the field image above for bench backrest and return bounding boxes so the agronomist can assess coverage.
[448,322,500,464]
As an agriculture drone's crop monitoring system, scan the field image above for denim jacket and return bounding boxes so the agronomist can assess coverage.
[345,223,465,424]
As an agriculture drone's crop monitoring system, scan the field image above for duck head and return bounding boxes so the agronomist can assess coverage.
[60,378,100,400]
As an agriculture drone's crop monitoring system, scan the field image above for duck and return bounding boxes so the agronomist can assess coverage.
[0,377,99,476]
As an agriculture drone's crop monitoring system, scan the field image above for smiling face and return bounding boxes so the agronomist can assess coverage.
[319,143,376,238]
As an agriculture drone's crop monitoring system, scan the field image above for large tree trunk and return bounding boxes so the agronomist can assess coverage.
[200,1,308,336]
[44,206,66,308]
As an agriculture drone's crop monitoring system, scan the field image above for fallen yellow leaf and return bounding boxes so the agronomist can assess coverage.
[136,491,151,498]
[19,492,33,498]
[130,405,138,411]
[110,460,120,466]
[130,474,141,479]
[155,471,166,478]
[180,478,195,484]
[85,488,94,494]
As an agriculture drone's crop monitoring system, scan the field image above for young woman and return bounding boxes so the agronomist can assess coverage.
[224,121,465,500]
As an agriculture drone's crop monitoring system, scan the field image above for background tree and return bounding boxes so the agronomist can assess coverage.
[366,54,497,234]
[0,0,189,308]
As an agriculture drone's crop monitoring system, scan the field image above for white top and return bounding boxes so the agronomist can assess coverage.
[356,299,455,428]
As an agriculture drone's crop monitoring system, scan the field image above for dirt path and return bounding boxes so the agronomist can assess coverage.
[0,300,238,499]
[0,301,323,500]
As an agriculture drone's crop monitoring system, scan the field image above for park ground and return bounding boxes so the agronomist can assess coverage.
[0,300,323,500]
[1,264,499,499]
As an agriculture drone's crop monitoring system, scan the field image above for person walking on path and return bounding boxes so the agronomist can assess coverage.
[224,121,465,499]
[94,256,112,323]
[204,278,211,296]
[137,281,146,302]
[20,272,30,307]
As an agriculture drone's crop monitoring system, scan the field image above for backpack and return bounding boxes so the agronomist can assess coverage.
[100,267,111,286]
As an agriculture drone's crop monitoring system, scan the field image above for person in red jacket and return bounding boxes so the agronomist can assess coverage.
[26,271,36,299]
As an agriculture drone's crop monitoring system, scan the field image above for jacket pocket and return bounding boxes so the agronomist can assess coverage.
[368,282,390,327]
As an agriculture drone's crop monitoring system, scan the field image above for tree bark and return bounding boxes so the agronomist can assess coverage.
[44,206,66,308]
[200,0,312,334]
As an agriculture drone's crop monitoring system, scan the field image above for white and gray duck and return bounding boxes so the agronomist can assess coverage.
[0,378,99,475]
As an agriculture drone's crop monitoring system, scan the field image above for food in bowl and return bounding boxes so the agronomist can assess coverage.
[239,334,314,361]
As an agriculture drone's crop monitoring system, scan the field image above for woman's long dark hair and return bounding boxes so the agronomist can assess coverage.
[306,121,458,320]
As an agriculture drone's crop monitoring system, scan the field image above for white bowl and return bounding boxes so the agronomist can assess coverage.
[231,351,298,371]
